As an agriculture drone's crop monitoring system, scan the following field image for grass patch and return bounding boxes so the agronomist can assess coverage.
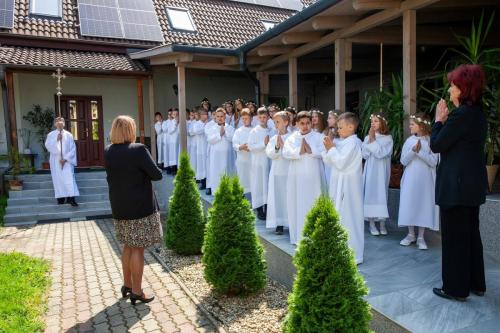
[0,252,51,333]
[0,195,6,227]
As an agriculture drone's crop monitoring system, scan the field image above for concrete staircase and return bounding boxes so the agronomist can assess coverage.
[5,171,112,226]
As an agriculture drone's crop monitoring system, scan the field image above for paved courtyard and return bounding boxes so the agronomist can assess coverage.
[0,219,217,333]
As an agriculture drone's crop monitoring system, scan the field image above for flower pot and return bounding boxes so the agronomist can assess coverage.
[8,179,23,191]
[390,163,404,189]
[42,162,50,170]
[486,164,499,193]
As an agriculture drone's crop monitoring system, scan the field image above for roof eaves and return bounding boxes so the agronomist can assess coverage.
[237,0,342,54]
[129,44,238,60]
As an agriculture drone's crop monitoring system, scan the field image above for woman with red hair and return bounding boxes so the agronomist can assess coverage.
[431,64,488,302]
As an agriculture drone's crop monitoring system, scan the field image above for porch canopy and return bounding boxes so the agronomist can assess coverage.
[131,0,499,155]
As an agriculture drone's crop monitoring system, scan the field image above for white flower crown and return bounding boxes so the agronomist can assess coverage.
[410,115,432,126]
[370,113,387,122]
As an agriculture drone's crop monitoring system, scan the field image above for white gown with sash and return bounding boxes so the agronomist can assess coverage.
[45,129,80,199]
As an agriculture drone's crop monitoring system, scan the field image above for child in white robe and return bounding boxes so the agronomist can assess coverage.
[154,112,164,167]
[323,110,341,183]
[285,106,298,133]
[232,108,253,194]
[248,106,274,220]
[266,111,291,235]
[161,109,171,170]
[247,102,258,127]
[362,112,393,236]
[311,109,326,133]
[224,102,237,175]
[204,114,217,195]
[283,111,327,245]
[205,107,235,194]
[167,108,180,174]
[267,103,279,131]
[323,112,364,264]
[194,107,209,189]
[187,109,197,172]
[399,113,440,250]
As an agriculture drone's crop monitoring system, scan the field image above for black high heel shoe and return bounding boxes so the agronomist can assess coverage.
[130,292,155,305]
[121,286,132,298]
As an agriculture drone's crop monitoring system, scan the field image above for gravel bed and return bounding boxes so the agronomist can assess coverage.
[158,247,289,333]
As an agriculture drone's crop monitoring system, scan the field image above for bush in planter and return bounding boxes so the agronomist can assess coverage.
[283,195,371,333]
[165,152,205,255]
[1,149,34,191]
[202,175,267,295]
[22,105,55,164]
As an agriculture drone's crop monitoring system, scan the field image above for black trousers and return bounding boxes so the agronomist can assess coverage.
[440,205,486,298]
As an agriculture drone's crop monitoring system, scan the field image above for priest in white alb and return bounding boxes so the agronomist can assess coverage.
[44,117,79,206]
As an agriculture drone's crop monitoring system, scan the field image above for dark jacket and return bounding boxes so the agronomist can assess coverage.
[430,104,487,207]
[105,143,162,220]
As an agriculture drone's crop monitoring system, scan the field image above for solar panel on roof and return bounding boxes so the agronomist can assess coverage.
[0,0,14,29]
[228,0,303,11]
[77,0,163,42]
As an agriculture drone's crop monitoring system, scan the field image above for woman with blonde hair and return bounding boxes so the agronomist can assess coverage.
[105,115,163,305]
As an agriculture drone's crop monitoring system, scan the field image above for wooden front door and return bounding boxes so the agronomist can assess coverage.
[59,96,105,167]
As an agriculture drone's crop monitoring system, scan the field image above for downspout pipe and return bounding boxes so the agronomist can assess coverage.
[239,51,261,105]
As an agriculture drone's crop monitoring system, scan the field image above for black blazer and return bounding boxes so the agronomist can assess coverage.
[430,104,487,207]
[105,143,162,220]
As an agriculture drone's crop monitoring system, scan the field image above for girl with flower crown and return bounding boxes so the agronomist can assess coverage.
[398,112,440,250]
[362,111,394,236]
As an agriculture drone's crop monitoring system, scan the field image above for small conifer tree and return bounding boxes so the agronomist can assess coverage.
[202,175,267,295]
[283,195,372,333]
[165,152,205,255]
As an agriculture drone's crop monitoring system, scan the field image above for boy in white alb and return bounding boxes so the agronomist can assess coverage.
[204,108,217,195]
[266,111,291,235]
[187,109,197,172]
[193,107,209,190]
[167,108,180,174]
[323,112,364,264]
[398,113,439,250]
[161,109,171,171]
[232,108,253,194]
[283,111,326,245]
[362,112,393,236]
[248,106,274,220]
[154,112,164,168]
[205,108,235,194]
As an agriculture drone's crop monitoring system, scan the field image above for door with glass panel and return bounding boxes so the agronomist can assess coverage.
[59,96,105,167]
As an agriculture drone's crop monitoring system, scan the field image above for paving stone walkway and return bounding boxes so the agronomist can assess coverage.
[0,219,217,333]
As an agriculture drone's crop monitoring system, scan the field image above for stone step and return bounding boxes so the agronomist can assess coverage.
[8,186,109,199]
[6,200,110,214]
[4,207,112,226]
[11,171,106,182]
[7,193,110,207]
[22,179,108,190]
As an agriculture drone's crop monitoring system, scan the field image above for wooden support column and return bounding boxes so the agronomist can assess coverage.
[257,72,270,106]
[288,57,298,108]
[335,39,346,112]
[5,71,18,150]
[149,77,156,161]
[137,79,145,144]
[403,10,417,139]
[177,64,187,153]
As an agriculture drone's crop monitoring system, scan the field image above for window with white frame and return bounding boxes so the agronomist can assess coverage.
[31,0,62,17]
[262,20,277,31]
[166,7,196,32]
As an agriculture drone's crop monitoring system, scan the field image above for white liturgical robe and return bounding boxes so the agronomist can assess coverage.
[232,126,253,193]
[206,123,235,192]
[283,131,326,245]
[248,125,274,209]
[45,129,79,199]
[323,134,364,264]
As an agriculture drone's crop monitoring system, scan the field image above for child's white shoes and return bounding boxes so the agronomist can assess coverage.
[369,221,380,236]
[379,221,388,235]
[400,234,416,246]
[417,238,428,250]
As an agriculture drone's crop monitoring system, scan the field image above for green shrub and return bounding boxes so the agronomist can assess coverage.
[165,152,205,255]
[283,195,372,333]
[202,175,267,295]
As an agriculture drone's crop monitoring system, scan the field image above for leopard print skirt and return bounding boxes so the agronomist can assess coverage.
[114,212,163,248]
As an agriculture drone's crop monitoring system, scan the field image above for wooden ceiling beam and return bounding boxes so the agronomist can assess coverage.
[281,32,323,45]
[353,0,401,11]
[222,57,240,66]
[176,61,240,71]
[258,0,441,71]
[150,53,193,66]
[311,16,357,30]
[257,45,296,56]
[246,56,275,65]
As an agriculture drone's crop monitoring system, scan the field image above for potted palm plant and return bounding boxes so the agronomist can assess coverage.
[23,105,55,169]
[3,149,34,191]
